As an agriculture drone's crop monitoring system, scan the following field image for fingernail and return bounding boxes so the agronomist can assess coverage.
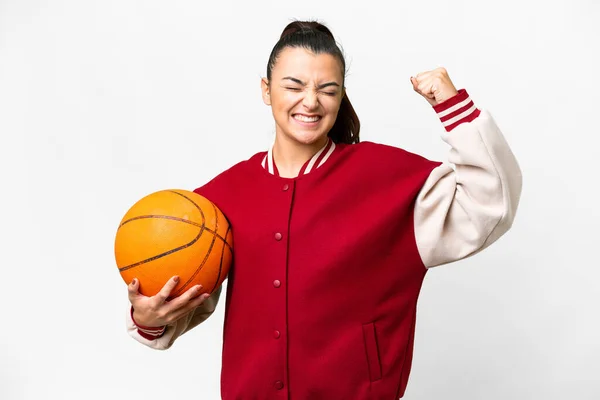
[131,279,137,285]
[203,293,210,299]
[174,276,180,283]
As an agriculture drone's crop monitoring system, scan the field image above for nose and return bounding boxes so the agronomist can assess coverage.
[302,90,318,110]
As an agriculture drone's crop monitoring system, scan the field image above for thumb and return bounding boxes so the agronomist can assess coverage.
[410,76,418,90]
[127,278,140,298]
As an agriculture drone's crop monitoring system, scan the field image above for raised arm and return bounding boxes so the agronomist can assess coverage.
[410,69,522,268]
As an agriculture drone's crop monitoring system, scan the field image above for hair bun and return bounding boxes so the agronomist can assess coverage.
[279,20,335,41]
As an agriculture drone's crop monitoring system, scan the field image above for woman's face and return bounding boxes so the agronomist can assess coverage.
[262,47,344,147]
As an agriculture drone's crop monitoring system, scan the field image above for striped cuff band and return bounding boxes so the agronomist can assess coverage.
[131,306,166,340]
[434,89,481,132]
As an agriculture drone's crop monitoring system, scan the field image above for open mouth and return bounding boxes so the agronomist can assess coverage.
[293,114,322,124]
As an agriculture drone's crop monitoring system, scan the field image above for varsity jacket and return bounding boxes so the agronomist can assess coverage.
[126,89,522,399]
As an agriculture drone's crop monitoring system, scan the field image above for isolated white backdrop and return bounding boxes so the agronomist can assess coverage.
[1,0,598,399]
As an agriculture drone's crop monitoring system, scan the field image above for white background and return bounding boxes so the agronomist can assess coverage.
[1,0,598,399]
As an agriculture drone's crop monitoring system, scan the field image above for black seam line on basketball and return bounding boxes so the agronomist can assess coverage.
[172,232,215,297]
[119,215,204,229]
[169,232,231,296]
[119,191,206,228]
[209,223,232,294]
[208,201,227,293]
[163,191,233,253]
[170,203,219,297]
[171,201,233,297]
[166,190,218,297]
[166,191,231,249]
[118,190,207,272]
[118,224,207,272]
[119,215,232,252]
[201,196,234,253]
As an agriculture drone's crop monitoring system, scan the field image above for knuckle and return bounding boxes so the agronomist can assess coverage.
[151,298,164,310]
[155,292,168,301]
[181,293,194,304]
[189,299,203,309]
[129,294,142,305]
[192,300,202,309]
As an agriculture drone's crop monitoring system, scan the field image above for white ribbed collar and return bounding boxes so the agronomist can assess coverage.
[261,138,336,177]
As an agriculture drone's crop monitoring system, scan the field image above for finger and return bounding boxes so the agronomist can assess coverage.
[434,66,448,77]
[154,276,180,305]
[414,70,429,78]
[127,278,140,302]
[413,76,434,94]
[168,285,204,311]
[183,285,204,301]
[187,292,211,311]
[413,71,433,83]
[171,293,212,321]
[410,76,418,91]
[422,75,441,91]
[416,77,437,97]
[190,293,211,311]
[413,72,433,87]
[418,68,448,81]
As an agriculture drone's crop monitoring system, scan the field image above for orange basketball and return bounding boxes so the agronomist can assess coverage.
[114,189,233,298]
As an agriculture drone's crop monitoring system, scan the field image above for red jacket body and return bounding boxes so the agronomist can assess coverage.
[195,143,439,399]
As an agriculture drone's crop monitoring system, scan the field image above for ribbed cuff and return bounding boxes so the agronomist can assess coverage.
[131,306,166,340]
[433,89,481,132]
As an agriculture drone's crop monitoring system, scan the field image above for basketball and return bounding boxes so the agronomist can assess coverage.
[114,189,233,299]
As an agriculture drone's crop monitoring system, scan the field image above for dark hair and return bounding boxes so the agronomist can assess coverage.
[266,21,360,144]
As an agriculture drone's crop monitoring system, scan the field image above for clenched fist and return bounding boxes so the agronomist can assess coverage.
[410,67,458,106]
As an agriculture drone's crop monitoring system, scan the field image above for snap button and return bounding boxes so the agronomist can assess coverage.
[274,232,282,241]
[274,380,284,390]
[273,280,281,288]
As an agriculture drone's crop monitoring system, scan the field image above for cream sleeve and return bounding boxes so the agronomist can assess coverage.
[414,102,522,268]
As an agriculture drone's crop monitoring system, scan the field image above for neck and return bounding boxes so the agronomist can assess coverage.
[272,134,328,178]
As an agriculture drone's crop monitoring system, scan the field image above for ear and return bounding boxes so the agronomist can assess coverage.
[261,78,271,106]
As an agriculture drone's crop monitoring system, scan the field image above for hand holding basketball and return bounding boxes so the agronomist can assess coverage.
[128,275,212,327]
[410,67,458,106]
[115,189,233,299]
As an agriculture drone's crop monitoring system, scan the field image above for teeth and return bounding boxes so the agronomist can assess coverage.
[294,114,320,122]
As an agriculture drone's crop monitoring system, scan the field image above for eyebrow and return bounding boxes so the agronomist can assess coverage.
[282,76,341,90]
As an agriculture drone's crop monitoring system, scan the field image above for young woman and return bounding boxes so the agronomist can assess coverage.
[126,21,522,399]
